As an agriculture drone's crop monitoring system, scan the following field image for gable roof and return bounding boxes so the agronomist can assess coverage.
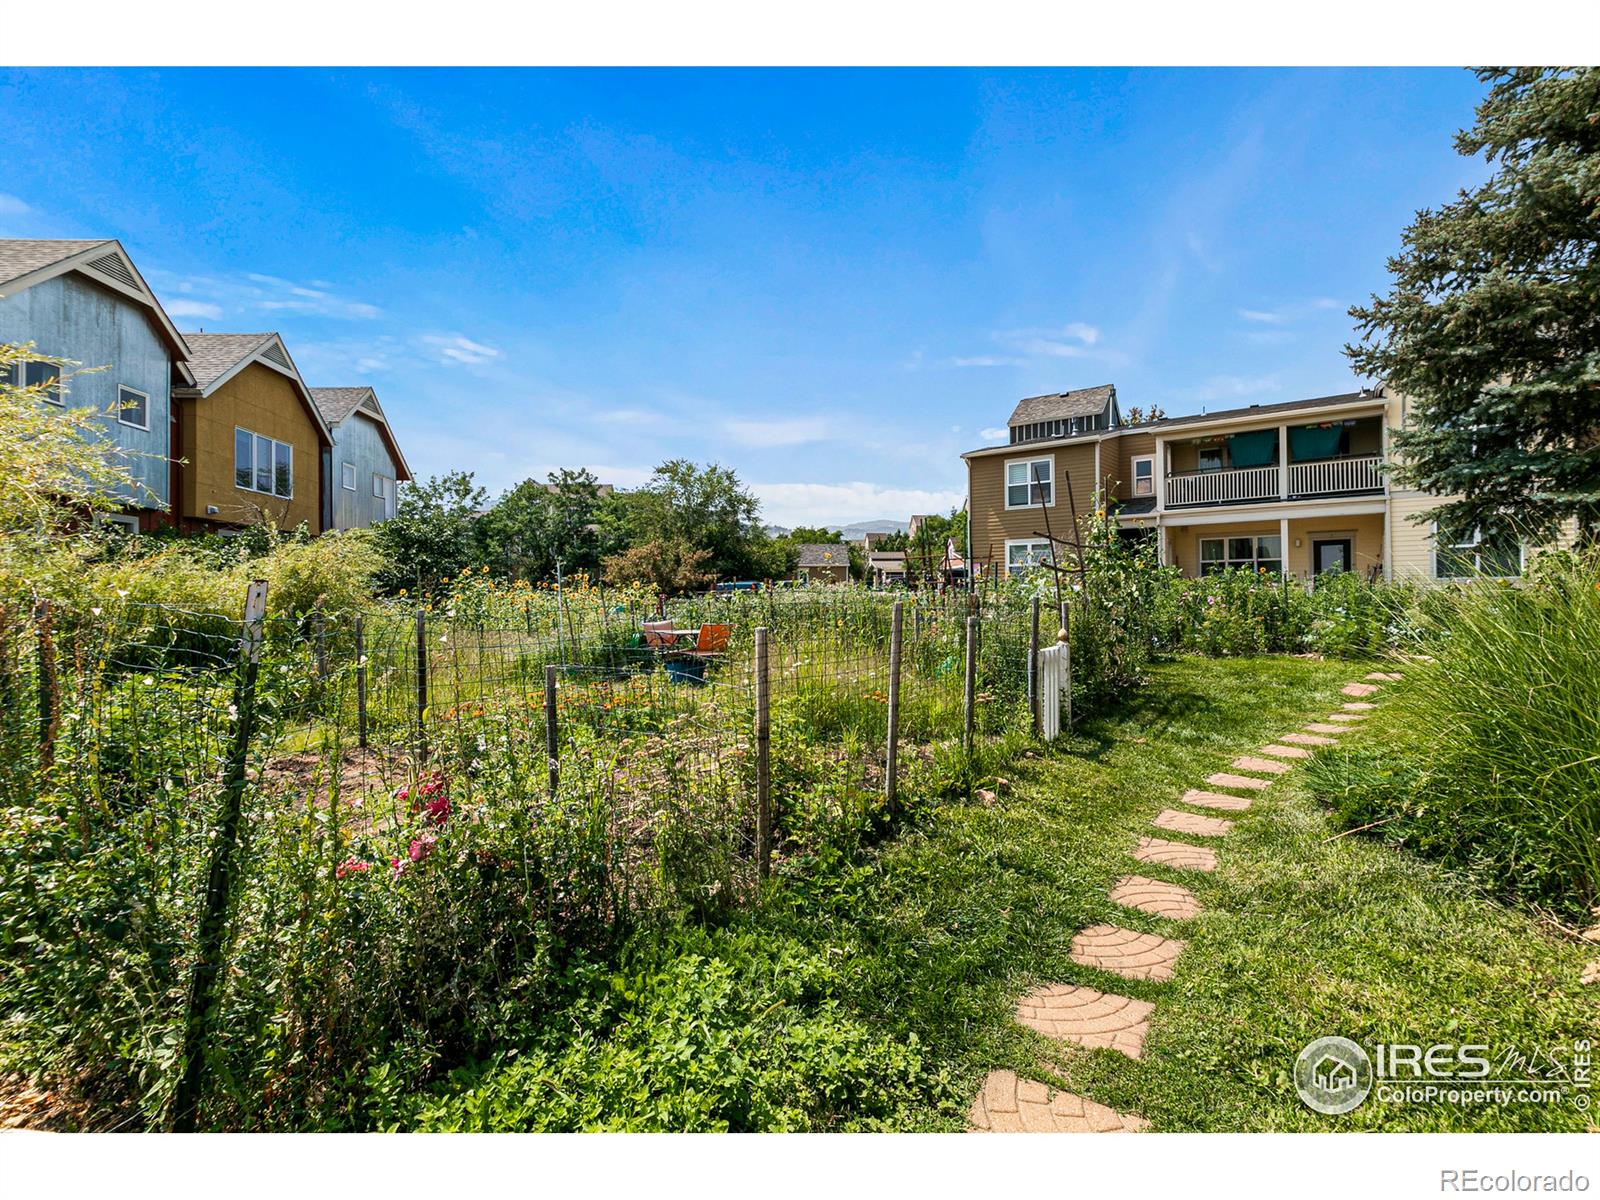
[1008,384,1115,426]
[181,332,332,446]
[308,385,413,482]
[0,238,195,384]
[796,544,848,567]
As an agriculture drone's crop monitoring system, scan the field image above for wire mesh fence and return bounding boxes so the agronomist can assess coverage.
[0,580,1056,1128]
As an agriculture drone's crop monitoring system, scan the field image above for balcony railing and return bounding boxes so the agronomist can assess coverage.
[1287,455,1383,498]
[1164,455,1384,508]
[1165,464,1278,507]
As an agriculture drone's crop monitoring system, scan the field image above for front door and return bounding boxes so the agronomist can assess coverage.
[1313,539,1352,575]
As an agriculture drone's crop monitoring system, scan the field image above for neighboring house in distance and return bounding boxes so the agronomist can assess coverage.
[310,387,413,529]
[176,333,332,533]
[962,381,1557,583]
[0,238,195,531]
[865,550,907,587]
[795,543,850,584]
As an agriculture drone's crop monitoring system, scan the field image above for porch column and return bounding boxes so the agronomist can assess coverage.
[1279,516,1290,580]
[1157,521,1168,567]
[1278,426,1289,499]
[1154,437,1167,512]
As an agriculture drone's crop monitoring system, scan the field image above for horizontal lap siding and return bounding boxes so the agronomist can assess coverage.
[190,363,323,531]
[968,442,1099,569]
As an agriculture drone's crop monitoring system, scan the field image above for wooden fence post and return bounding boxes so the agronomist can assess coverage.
[34,600,58,770]
[963,614,977,755]
[544,663,559,798]
[415,609,429,764]
[171,579,268,1132]
[1028,595,1041,735]
[312,597,328,679]
[885,601,903,814]
[754,626,772,878]
[354,615,368,750]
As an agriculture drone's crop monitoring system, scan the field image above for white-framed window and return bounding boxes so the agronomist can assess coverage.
[15,359,63,404]
[1197,445,1225,472]
[233,426,293,499]
[342,462,357,491]
[1131,455,1155,497]
[1004,456,1054,509]
[1432,522,1523,579]
[372,473,396,520]
[97,512,139,535]
[1199,534,1283,575]
[1005,539,1054,576]
[115,384,149,430]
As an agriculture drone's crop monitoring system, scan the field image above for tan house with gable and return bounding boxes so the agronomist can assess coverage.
[962,381,1549,584]
[174,333,333,533]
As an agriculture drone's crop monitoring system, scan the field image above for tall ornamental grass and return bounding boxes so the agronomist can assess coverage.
[1308,549,1600,919]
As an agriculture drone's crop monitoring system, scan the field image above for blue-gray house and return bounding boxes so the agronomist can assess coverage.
[0,239,194,529]
[308,387,412,530]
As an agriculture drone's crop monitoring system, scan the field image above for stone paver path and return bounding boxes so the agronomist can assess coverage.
[1153,808,1232,837]
[1258,743,1312,759]
[1110,874,1201,920]
[1179,788,1253,811]
[1015,984,1155,1058]
[1280,732,1336,746]
[968,672,1397,1133]
[1231,755,1291,774]
[1204,771,1272,791]
[968,1070,1149,1132]
[1133,836,1217,872]
[1071,925,1187,982]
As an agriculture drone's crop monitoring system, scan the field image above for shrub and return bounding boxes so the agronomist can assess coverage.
[1304,548,1600,920]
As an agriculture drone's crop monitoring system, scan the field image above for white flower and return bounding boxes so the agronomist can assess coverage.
[116,589,129,598]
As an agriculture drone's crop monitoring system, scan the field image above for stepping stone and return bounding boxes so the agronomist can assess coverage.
[1015,984,1155,1058]
[1280,732,1335,747]
[1259,743,1312,760]
[1133,836,1217,872]
[1179,788,1253,812]
[968,1070,1148,1133]
[1204,771,1272,791]
[1342,682,1379,697]
[1325,712,1366,723]
[1154,808,1233,837]
[1110,874,1201,921]
[1302,723,1348,735]
[1071,924,1187,982]
[1342,701,1377,711]
[1366,671,1403,681]
[1232,755,1291,774]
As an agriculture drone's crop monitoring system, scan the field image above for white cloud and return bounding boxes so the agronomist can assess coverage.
[721,417,832,448]
[994,322,1102,359]
[164,299,223,320]
[246,274,382,320]
[946,355,1023,368]
[0,193,32,217]
[1238,308,1285,324]
[420,334,501,366]
[1188,374,1281,404]
[751,481,964,530]
[979,426,1008,441]
[1239,298,1345,326]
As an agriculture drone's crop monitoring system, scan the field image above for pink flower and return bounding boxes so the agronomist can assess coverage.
[336,857,370,880]
[410,772,451,827]
[408,833,436,863]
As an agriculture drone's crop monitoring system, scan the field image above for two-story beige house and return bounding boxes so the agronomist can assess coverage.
[963,382,1541,583]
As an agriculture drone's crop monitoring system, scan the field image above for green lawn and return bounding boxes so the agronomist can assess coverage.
[413,655,1595,1132]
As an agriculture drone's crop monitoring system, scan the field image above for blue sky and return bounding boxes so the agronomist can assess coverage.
[0,68,1488,527]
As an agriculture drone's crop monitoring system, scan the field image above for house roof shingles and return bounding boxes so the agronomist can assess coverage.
[796,544,848,568]
[0,239,113,288]
[1008,384,1115,427]
[182,332,277,390]
[309,386,373,426]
